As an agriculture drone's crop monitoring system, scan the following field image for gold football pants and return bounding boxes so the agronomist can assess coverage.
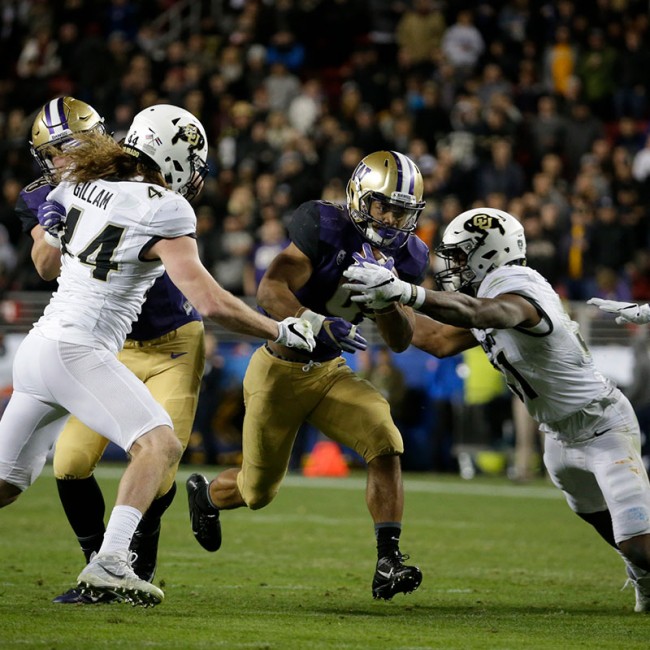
[53,320,204,496]
[237,346,404,509]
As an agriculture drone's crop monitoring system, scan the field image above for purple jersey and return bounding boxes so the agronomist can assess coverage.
[277,200,429,361]
[16,177,201,342]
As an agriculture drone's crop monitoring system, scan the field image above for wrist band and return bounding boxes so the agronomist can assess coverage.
[43,231,61,249]
[405,285,425,309]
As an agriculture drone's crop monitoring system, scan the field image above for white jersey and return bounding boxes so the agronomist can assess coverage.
[34,179,196,353]
[471,265,613,429]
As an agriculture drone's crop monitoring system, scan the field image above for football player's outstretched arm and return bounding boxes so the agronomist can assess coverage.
[344,263,540,330]
[411,313,478,358]
[150,236,312,347]
[587,298,650,324]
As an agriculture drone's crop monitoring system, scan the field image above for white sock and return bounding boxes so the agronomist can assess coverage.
[617,549,649,581]
[98,505,143,556]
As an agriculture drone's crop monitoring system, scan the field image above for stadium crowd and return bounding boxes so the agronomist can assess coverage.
[1,0,650,304]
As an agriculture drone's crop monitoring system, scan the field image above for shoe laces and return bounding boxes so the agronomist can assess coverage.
[380,551,410,569]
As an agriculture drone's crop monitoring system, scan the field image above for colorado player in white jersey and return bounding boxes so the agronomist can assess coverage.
[343,207,650,613]
[0,104,315,607]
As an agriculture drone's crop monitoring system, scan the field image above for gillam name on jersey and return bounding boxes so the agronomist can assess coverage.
[73,182,114,210]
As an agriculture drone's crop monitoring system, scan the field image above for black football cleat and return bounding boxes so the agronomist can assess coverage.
[372,551,422,600]
[52,586,118,604]
[186,473,222,552]
[130,523,160,583]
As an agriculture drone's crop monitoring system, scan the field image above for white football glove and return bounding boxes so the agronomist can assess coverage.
[343,264,425,311]
[274,317,316,351]
[587,298,650,324]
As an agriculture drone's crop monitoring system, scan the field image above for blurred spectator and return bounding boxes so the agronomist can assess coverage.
[614,29,650,120]
[243,218,289,297]
[576,28,618,121]
[541,25,577,98]
[263,61,300,113]
[266,30,305,73]
[288,78,323,136]
[412,81,451,152]
[441,9,485,82]
[560,204,593,300]
[562,102,605,179]
[588,198,633,273]
[211,214,254,295]
[475,138,525,201]
[522,212,559,286]
[632,134,650,183]
[526,95,566,167]
[395,0,446,75]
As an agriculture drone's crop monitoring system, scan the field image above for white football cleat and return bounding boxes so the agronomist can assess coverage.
[625,568,650,613]
[77,550,164,608]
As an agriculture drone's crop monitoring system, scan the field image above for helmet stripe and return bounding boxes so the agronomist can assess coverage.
[390,150,404,194]
[390,151,415,194]
[43,98,69,136]
[56,97,69,131]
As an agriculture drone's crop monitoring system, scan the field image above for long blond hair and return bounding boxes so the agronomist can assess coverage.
[51,132,167,187]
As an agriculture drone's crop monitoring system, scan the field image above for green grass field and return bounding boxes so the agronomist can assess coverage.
[1,465,650,649]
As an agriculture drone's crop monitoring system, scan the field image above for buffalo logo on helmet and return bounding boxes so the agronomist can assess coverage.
[464,213,506,235]
[171,123,205,152]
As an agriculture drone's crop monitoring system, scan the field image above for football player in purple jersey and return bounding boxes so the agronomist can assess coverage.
[187,150,430,600]
[15,97,204,604]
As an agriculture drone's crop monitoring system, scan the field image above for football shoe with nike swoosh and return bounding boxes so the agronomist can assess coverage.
[372,551,422,600]
[76,550,164,607]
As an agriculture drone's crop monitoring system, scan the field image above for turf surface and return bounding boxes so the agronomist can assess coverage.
[1,465,649,649]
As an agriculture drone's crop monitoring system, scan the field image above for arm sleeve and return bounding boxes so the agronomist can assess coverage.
[15,179,53,234]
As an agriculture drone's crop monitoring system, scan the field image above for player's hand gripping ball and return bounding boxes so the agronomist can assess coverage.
[345,243,399,311]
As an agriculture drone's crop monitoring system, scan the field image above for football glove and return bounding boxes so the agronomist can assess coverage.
[587,298,650,325]
[37,200,65,234]
[299,309,367,353]
[346,243,396,310]
[343,256,424,309]
[274,317,316,351]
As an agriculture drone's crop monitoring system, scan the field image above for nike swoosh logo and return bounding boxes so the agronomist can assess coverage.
[593,428,610,437]
[102,566,127,579]
[376,569,393,579]
[170,352,187,359]
[287,323,304,340]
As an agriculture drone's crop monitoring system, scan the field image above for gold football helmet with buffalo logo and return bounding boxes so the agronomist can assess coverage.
[30,96,106,183]
[123,104,209,202]
[346,150,425,250]
[435,207,526,293]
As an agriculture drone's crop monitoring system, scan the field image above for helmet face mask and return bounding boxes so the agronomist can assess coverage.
[435,208,526,294]
[30,97,106,183]
[123,104,209,202]
[346,151,425,250]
